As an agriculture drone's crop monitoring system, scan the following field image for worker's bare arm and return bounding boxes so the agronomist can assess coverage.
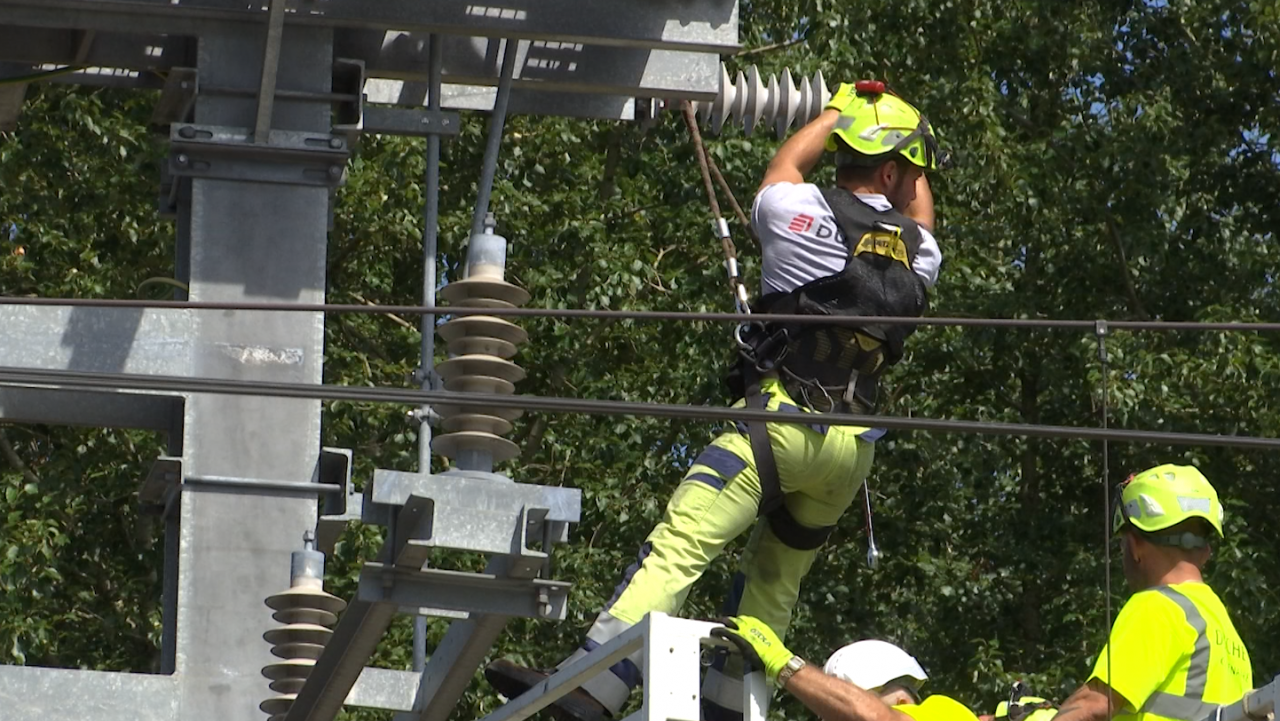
[1052,680,1129,721]
[760,109,841,191]
[783,665,914,721]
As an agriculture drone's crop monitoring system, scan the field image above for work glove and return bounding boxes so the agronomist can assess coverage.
[710,616,794,684]
[825,80,887,114]
[824,82,861,114]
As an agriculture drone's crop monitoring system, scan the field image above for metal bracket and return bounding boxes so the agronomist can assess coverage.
[150,67,198,129]
[317,447,363,554]
[357,563,571,620]
[138,455,182,510]
[362,106,461,138]
[167,124,351,187]
[332,57,366,143]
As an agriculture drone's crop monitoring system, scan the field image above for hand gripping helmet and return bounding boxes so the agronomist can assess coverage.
[823,640,928,693]
[1113,464,1225,547]
[825,90,947,171]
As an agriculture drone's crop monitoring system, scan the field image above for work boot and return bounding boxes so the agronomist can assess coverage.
[484,658,612,721]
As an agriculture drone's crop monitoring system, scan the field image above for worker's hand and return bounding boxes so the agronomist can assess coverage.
[711,616,794,683]
[824,82,861,114]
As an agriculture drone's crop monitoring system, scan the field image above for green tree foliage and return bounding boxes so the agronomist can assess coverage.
[2,1,1279,719]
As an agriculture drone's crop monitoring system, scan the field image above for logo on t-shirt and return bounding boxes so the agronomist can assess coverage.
[787,214,815,232]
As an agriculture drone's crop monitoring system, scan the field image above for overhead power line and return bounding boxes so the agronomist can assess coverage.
[2,296,1279,333]
[1,366,1277,450]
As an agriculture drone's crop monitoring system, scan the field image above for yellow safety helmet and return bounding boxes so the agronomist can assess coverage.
[1113,464,1225,546]
[825,86,947,171]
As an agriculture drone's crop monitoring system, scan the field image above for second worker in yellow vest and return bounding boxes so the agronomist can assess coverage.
[1051,464,1252,721]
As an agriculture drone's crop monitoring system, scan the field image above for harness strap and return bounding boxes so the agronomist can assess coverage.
[767,504,836,551]
[743,364,785,519]
[743,365,838,551]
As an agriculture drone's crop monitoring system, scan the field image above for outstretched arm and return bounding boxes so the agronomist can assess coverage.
[783,665,914,721]
[759,108,841,191]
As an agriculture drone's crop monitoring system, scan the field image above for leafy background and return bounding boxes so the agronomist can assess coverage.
[1,0,1278,718]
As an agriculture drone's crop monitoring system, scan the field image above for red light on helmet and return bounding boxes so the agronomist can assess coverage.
[855,80,886,96]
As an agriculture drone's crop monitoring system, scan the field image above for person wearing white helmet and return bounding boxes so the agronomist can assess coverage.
[713,616,980,721]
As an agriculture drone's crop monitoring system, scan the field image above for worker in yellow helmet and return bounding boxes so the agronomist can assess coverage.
[484,83,947,721]
[1050,464,1252,721]
[714,617,980,721]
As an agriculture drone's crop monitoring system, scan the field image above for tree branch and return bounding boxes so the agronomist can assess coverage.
[1103,214,1152,320]
[0,427,41,487]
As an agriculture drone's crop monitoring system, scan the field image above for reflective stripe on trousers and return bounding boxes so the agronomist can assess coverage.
[1140,587,1220,721]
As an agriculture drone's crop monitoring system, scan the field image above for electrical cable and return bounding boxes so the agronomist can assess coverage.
[2,295,1280,333]
[1098,321,1114,721]
[0,65,85,86]
[2,365,1278,449]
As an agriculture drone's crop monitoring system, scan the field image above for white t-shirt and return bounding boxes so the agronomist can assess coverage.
[751,183,942,295]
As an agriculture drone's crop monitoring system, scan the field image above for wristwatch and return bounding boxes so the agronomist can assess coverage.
[777,655,807,688]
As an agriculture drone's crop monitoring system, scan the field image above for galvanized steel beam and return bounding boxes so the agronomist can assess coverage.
[0,0,739,52]
[0,666,179,721]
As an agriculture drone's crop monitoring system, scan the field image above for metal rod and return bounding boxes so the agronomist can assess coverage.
[184,476,343,495]
[413,31,445,677]
[470,38,518,239]
[203,84,362,103]
[418,31,444,480]
[3,296,1280,333]
[253,0,287,143]
[2,366,1277,449]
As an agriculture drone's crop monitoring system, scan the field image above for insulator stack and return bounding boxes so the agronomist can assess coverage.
[260,532,346,721]
[693,64,831,138]
[433,213,529,465]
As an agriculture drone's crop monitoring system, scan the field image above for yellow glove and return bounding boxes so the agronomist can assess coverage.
[825,80,887,114]
[825,82,860,114]
[711,616,794,683]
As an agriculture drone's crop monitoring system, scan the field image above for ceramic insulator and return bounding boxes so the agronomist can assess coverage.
[260,537,347,721]
[432,215,529,464]
[692,64,832,138]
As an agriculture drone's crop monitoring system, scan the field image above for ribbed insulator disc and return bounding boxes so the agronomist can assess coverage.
[262,658,315,681]
[439,278,530,307]
[260,695,296,716]
[272,606,338,627]
[432,432,519,463]
[270,642,327,660]
[443,375,515,395]
[434,403,522,422]
[265,585,347,616]
[437,316,527,346]
[447,335,518,359]
[264,623,333,648]
[436,355,526,384]
[442,413,513,436]
[269,678,307,695]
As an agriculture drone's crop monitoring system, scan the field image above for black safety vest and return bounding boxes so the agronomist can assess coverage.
[749,188,931,409]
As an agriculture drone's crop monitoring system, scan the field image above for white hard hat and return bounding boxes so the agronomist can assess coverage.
[823,640,928,691]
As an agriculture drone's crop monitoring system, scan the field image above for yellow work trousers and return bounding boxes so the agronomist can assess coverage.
[564,376,876,714]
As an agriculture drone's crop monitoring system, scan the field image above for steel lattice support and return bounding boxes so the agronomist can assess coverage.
[0,3,731,720]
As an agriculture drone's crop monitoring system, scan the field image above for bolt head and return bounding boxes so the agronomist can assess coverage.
[177,126,196,139]
[328,165,343,177]
[329,137,344,149]
[175,153,190,166]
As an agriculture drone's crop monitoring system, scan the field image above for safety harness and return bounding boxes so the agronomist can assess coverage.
[733,189,929,549]
[680,102,929,552]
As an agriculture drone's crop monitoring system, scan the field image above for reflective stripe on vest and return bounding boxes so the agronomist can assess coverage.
[1139,587,1219,721]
